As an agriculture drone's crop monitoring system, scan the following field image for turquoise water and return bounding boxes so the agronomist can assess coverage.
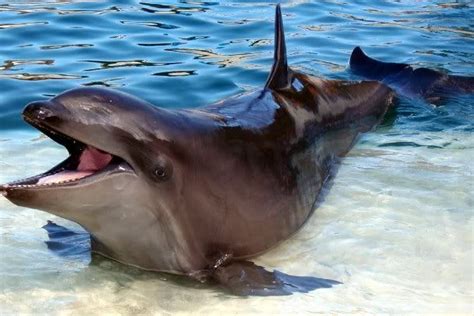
[0,1,473,314]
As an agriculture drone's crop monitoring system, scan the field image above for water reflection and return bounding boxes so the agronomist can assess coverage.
[138,42,185,47]
[120,20,180,30]
[153,70,196,77]
[0,59,54,71]
[180,35,209,41]
[83,78,124,88]
[217,19,257,25]
[332,12,474,37]
[83,60,182,72]
[415,49,474,62]
[249,38,272,47]
[0,22,47,29]
[301,25,333,32]
[424,25,474,36]
[0,3,120,16]
[0,73,86,81]
[40,43,93,50]
[139,2,210,15]
[178,0,219,5]
[167,48,256,68]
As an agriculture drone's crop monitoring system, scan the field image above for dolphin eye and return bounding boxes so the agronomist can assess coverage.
[153,164,172,181]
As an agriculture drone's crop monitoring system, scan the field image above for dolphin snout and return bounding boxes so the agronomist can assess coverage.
[23,101,55,122]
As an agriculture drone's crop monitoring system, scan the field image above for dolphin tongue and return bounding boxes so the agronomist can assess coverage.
[37,146,113,185]
[77,146,112,172]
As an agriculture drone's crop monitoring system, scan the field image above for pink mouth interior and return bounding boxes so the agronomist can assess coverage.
[37,146,113,185]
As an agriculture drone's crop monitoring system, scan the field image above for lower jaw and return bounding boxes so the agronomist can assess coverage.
[37,170,95,185]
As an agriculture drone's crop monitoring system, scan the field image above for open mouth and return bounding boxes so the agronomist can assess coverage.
[1,117,134,189]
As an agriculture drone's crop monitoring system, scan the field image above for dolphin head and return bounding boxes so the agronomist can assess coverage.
[0,87,202,272]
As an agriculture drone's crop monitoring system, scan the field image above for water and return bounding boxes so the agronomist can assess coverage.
[0,0,472,314]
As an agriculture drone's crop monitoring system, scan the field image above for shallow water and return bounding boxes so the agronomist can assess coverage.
[0,0,473,314]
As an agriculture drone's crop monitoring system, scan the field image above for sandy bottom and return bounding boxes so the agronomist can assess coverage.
[0,129,472,315]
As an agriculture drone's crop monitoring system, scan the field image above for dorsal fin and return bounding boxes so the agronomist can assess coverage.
[265,4,290,90]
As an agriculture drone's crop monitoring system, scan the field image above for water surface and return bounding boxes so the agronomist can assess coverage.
[0,0,473,314]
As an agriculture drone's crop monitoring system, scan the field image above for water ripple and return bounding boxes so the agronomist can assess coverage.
[120,20,180,29]
[40,43,94,50]
[0,3,121,16]
[83,60,182,72]
[167,48,256,68]
[153,70,196,77]
[0,73,86,81]
[139,2,210,15]
[0,21,47,29]
[0,59,54,71]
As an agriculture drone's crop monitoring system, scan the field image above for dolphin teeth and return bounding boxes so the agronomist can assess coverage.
[6,167,67,186]
[8,174,89,188]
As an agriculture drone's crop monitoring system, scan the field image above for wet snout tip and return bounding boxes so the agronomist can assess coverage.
[23,101,54,121]
[0,187,8,197]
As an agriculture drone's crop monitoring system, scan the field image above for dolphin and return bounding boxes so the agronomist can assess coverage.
[349,46,474,104]
[0,5,395,296]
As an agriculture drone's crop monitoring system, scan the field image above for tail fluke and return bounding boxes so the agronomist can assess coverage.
[349,46,474,103]
[349,46,409,81]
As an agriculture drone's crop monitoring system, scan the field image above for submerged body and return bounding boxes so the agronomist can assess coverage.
[0,6,394,295]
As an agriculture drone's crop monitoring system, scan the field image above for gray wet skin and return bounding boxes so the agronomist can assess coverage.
[0,5,395,295]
